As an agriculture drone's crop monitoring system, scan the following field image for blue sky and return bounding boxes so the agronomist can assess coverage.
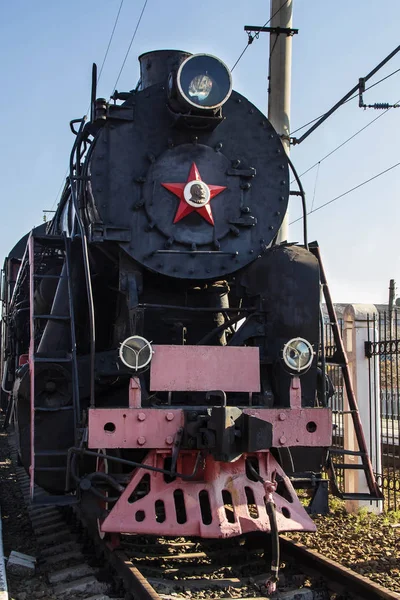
[1,1,399,303]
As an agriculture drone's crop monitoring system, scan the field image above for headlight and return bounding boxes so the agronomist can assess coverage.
[282,338,314,373]
[176,53,232,110]
[119,336,153,370]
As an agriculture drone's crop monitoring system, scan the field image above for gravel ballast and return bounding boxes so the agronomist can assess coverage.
[288,501,400,593]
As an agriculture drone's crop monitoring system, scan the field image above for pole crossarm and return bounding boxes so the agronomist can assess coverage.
[244,25,298,36]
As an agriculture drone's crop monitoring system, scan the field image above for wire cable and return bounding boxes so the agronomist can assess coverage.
[50,0,126,211]
[97,0,125,83]
[310,161,320,212]
[291,67,400,135]
[231,0,290,71]
[111,0,148,93]
[294,99,399,181]
[290,161,400,225]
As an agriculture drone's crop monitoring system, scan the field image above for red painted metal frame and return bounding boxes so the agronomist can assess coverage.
[88,406,331,449]
[101,450,317,537]
[150,345,261,392]
[88,376,332,450]
[89,408,185,449]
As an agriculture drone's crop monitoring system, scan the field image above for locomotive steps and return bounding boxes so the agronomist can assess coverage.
[7,428,123,600]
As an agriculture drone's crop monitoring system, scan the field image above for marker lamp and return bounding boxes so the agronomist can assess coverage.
[282,337,314,373]
[119,336,153,370]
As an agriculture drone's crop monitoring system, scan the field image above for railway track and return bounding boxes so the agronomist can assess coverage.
[5,431,400,600]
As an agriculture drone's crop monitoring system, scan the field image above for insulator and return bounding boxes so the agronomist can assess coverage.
[373,103,390,110]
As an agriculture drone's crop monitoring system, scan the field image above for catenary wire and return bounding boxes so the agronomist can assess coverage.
[290,161,400,225]
[50,0,126,211]
[293,99,399,182]
[290,67,400,135]
[111,0,148,94]
[97,0,125,83]
[310,161,320,212]
[231,0,290,71]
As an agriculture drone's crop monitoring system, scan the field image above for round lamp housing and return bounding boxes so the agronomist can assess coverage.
[282,337,314,374]
[175,53,232,111]
[119,336,153,371]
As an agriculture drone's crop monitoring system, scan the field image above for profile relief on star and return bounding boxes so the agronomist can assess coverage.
[188,183,207,205]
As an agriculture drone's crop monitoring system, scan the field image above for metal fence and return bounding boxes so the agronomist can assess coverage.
[324,320,345,454]
[366,310,400,510]
[325,310,400,510]
[324,320,346,495]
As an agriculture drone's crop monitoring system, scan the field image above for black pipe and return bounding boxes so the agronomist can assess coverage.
[66,447,204,491]
[319,306,327,406]
[86,471,125,493]
[196,314,249,345]
[138,303,255,313]
[287,155,308,250]
[69,119,96,407]
[265,500,280,589]
[247,463,280,590]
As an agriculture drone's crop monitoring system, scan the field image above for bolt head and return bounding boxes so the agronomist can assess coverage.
[166,412,174,421]
[166,436,174,445]
[279,436,287,445]
[137,412,146,421]
[279,413,286,421]
[137,436,146,446]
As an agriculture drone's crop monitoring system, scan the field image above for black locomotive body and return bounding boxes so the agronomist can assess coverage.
[1,50,333,545]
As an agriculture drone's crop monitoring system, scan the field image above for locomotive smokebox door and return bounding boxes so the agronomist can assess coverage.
[88,49,290,279]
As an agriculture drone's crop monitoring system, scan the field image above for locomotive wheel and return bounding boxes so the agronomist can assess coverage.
[80,449,121,549]
[15,363,74,492]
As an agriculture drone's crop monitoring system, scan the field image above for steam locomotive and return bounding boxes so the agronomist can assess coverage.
[1,50,334,552]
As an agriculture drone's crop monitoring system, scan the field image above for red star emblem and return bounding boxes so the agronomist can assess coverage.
[161,163,226,225]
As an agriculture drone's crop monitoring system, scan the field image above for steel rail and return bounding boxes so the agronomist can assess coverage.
[280,535,400,600]
[108,550,161,600]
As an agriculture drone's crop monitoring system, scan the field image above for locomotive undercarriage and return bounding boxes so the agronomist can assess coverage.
[4,231,332,542]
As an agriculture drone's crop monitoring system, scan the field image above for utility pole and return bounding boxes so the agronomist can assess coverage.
[245,1,295,243]
[268,0,293,242]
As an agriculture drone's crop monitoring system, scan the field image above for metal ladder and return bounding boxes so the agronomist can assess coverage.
[310,242,383,502]
[28,232,79,505]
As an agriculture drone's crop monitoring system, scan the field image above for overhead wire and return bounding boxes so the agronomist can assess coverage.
[231,0,290,71]
[310,161,320,212]
[111,0,148,94]
[290,66,400,135]
[50,0,126,211]
[294,99,399,181]
[97,0,125,83]
[290,161,400,225]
